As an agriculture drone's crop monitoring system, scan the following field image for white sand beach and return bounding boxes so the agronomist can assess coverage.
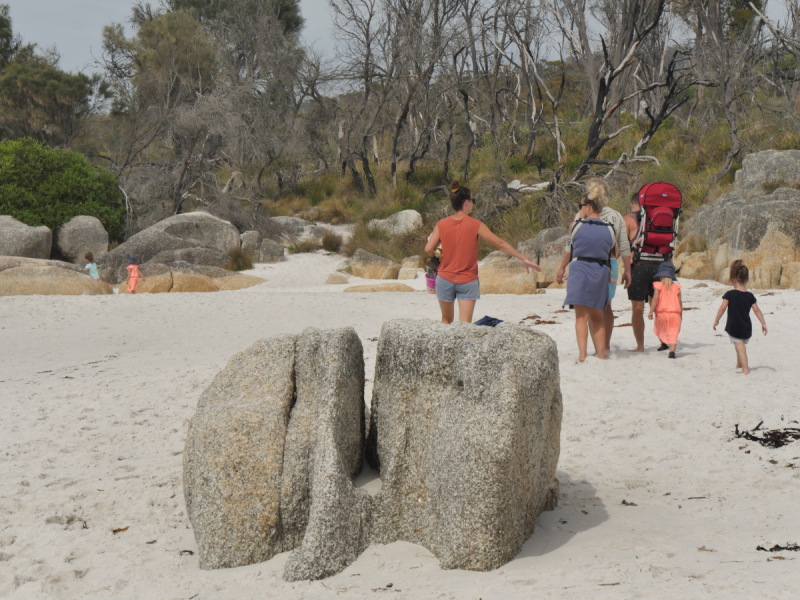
[1,252,798,599]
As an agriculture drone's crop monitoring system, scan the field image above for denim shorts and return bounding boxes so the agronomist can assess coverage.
[435,277,480,302]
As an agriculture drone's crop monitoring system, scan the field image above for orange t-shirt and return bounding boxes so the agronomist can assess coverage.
[436,215,482,284]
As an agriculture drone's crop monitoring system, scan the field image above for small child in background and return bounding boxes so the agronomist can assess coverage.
[126,255,145,293]
[84,252,99,281]
[713,260,767,374]
[648,262,682,359]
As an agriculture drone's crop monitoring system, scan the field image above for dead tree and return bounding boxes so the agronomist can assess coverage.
[387,0,459,188]
[552,0,668,183]
[697,0,763,198]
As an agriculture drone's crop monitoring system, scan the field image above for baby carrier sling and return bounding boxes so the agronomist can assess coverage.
[569,218,616,268]
[632,182,683,263]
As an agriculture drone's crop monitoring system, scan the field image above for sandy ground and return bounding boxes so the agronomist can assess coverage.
[1,252,798,599]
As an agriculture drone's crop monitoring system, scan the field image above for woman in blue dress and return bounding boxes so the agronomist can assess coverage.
[562,196,615,361]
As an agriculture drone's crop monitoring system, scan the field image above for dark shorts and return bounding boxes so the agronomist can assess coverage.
[627,262,660,302]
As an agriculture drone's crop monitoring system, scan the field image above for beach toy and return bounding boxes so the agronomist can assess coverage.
[425,272,436,294]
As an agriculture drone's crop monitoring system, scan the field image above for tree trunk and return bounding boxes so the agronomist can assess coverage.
[459,89,474,182]
[345,155,364,193]
[443,128,453,183]
[360,148,376,196]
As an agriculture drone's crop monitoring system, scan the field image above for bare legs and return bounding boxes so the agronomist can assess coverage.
[603,302,614,348]
[733,341,749,374]
[439,299,476,325]
[575,305,608,361]
[630,300,646,352]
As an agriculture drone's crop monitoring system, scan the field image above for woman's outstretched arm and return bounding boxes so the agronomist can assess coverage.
[477,224,541,272]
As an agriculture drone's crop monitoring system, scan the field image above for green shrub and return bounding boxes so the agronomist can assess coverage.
[0,138,125,240]
[227,247,254,271]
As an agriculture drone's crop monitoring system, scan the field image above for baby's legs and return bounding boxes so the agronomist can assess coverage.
[733,341,749,374]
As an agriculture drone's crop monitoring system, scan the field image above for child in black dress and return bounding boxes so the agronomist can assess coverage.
[713,260,768,374]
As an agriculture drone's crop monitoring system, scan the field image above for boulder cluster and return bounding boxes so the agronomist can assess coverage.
[183,320,562,580]
[0,212,274,295]
[677,150,800,289]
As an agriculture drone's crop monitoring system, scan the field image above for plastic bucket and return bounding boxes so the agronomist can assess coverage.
[425,273,436,294]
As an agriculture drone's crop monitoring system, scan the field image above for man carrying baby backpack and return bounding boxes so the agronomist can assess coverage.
[624,183,683,352]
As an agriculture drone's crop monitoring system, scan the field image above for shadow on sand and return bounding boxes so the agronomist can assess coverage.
[515,470,608,560]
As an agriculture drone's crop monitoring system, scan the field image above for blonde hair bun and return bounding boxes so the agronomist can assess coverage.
[586,178,610,207]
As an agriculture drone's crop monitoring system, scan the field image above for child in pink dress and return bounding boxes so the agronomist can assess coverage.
[126,255,145,293]
[648,262,682,359]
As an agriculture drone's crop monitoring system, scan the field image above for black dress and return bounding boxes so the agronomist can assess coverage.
[723,290,757,340]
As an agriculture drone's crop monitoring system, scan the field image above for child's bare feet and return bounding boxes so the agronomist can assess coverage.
[629,346,644,353]
[578,354,587,362]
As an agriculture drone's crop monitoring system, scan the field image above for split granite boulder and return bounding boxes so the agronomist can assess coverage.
[366,319,562,571]
[183,328,368,579]
[184,321,563,580]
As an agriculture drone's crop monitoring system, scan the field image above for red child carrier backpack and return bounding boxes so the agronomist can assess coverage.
[633,182,682,262]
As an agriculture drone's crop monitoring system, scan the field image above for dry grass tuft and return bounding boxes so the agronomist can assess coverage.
[227,247,254,271]
[322,230,343,253]
[287,238,323,254]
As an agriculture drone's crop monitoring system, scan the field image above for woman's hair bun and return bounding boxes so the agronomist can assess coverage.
[586,178,610,206]
[450,180,460,193]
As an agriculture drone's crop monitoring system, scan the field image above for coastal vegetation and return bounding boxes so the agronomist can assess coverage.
[2,0,799,257]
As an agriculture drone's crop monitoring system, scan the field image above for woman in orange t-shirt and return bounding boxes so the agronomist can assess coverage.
[425,181,540,324]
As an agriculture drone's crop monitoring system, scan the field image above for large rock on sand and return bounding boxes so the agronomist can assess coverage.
[368,210,423,236]
[183,336,297,570]
[240,231,262,258]
[282,328,370,581]
[118,263,173,294]
[366,320,562,571]
[682,150,800,287]
[54,216,108,264]
[0,216,52,259]
[259,239,285,263]
[0,264,110,296]
[677,252,714,280]
[479,251,537,294]
[118,262,264,293]
[97,213,240,283]
[269,217,326,246]
[147,247,231,270]
[343,283,413,293]
[779,262,800,289]
[183,328,368,579]
[350,249,400,279]
[537,235,570,286]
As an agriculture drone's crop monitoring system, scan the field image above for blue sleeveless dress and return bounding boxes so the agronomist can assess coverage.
[564,218,614,310]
